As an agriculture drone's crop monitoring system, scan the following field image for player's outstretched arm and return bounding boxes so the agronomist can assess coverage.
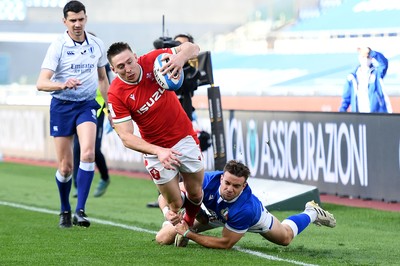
[175,222,244,249]
[113,121,181,170]
[113,121,157,153]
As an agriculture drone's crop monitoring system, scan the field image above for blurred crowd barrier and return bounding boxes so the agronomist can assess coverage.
[1,105,399,203]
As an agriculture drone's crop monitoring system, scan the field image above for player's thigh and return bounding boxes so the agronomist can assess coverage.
[175,136,204,195]
[75,99,99,148]
[53,136,74,171]
[181,169,204,196]
[76,121,97,161]
[176,136,204,174]
[76,121,97,148]
[260,215,293,245]
[157,176,183,209]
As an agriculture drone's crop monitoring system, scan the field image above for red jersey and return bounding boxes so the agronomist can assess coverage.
[108,48,198,148]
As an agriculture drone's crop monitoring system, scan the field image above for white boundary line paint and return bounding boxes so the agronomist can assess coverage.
[0,200,317,266]
[232,247,318,266]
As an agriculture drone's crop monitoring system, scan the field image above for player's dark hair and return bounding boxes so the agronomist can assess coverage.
[107,42,133,65]
[224,160,251,181]
[174,33,194,44]
[63,0,86,18]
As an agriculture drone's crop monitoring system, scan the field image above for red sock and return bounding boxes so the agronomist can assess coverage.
[183,194,202,227]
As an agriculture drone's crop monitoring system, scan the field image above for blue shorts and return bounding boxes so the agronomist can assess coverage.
[50,98,100,137]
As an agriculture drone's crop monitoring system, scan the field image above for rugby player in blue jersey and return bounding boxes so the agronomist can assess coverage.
[36,0,109,228]
[156,160,336,249]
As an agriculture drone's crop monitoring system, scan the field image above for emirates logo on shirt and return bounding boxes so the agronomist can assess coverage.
[149,168,160,180]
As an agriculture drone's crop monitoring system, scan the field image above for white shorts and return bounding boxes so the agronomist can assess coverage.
[206,207,273,234]
[144,135,204,185]
[247,208,273,233]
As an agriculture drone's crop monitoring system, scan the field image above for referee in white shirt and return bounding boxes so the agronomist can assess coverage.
[36,0,109,228]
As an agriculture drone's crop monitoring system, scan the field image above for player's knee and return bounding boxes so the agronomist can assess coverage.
[155,232,173,245]
[280,238,291,246]
[156,222,175,245]
[185,187,203,203]
[59,164,72,177]
[186,192,202,204]
[261,229,293,247]
[169,204,182,214]
[277,234,293,246]
[169,198,183,212]
[80,150,95,162]
[155,232,166,245]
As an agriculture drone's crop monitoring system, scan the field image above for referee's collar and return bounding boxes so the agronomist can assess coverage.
[64,30,90,47]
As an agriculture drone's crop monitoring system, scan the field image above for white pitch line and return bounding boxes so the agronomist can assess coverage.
[0,200,317,266]
[233,247,318,266]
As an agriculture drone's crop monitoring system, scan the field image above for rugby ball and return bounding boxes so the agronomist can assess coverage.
[153,53,184,91]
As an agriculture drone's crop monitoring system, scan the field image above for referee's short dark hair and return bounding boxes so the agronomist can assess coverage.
[63,1,86,18]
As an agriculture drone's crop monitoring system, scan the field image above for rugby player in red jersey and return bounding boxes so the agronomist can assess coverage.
[106,41,203,228]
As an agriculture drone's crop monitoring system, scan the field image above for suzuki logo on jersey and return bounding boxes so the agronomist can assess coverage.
[136,87,166,115]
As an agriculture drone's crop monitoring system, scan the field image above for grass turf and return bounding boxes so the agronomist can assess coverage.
[1,162,399,265]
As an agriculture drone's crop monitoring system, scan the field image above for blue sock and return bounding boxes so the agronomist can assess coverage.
[55,171,72,212]
[76,162,95,212]
[284,213,311,236]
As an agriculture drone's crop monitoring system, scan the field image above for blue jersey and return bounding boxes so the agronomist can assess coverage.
[41,31,108,102]
[202,171,264,234]
[339,50,392,113]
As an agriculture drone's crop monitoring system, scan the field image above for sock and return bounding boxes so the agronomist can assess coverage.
[76,161,95,212]
[55,171,72,212]
[282,213,311,237]
[303,207,318,222]
[183,191,203,227]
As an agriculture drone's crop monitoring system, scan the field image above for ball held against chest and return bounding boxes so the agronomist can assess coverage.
[153,53,184,91]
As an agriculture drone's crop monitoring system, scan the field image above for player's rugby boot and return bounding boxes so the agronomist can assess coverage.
[306,200,336,228]
[94,179,110,197]
[59,211,72,228]
[73,209,91,227]
[174,233,189,247]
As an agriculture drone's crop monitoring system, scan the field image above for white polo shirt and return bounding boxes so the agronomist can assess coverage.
[41,30,108,101]
[356,67,371,113]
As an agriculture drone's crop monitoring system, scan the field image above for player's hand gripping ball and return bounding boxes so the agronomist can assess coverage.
[153,53,184,91]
